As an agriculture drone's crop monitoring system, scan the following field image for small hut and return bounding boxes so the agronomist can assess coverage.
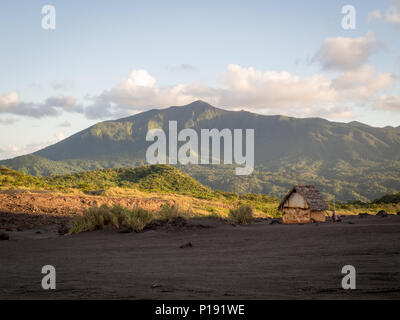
[278,185,328,224]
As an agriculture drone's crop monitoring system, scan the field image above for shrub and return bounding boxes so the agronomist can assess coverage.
[69,205,114,233]
[158,203,190,222]
[228,205,254,225]
[268,208,283,219]
[373,192,400,204]
[208,212,224,220]
[69,204,153,234]
[123,207,153,231]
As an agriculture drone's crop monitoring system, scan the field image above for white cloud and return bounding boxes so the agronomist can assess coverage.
[332,64,395,100]
[108,69,197,108]
[1,91,21,106]
[386,1,400,26]
[0,92,59,117]
[83,95,117,120]
[121,69,157,88]
[369,1,400,27]
[368,10,382,22]
[83,69,200,119]
[45,94,83,113]
[0,92,83,118]
[373,95,400,111]
[2,29,399,122]
[84,65,359,120]
[81,60,400,120]
[312,31,382,70]
[4,58,398,122]
[219,64,337,109]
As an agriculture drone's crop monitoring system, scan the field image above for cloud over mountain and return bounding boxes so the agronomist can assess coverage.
[0,92,82,118]
[312,32,383,70]
[83,62,397,120]
[373,95,400,111]
[1,32,398,122]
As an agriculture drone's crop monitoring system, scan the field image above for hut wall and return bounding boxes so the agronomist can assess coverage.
[284,192,309,209]
[311,211,326,222]
[282,208,311,224]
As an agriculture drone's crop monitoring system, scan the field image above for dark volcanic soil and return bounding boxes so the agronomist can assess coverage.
[1,215,400,300]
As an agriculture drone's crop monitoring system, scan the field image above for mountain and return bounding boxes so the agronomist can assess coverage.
[2,100,400,201]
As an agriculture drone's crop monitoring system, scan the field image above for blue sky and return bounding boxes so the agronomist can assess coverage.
[1,0,400,159]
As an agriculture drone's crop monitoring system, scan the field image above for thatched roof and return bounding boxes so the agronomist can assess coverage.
[278,185,328,211]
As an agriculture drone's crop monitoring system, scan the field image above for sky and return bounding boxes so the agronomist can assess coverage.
[1,0,400,160]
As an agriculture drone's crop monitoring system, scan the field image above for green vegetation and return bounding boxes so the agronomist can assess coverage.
[69,203,194,234]
[2,164,399,216]
[0,166,51,190]
[233,193,280,217]
[228,205,254,225]
[0,164,214,199]
[157,203,191,222]
[332,192,400,215]
[69,204,153,233]
[181,160,400,203]
[373,192,400,204]
[1,101,400,202]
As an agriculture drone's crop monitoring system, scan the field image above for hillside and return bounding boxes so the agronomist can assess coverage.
[0,165,214,199]
[1,165,399,218]
[0,165,283,218]
[1,100,400,201]
[373,192,400,204]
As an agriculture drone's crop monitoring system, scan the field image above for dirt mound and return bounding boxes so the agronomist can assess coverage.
[0,190,174,217]
[0,190,177,231]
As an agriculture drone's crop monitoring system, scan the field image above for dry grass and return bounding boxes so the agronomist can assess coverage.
[157,203,192,222]
[228,205,254,225]
[69,203,194,234]
[69,204,153,233]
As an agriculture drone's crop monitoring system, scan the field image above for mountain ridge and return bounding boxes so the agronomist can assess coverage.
[1,100,400,201]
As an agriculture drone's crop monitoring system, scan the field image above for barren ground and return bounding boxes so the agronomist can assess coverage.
[1,214,400,300]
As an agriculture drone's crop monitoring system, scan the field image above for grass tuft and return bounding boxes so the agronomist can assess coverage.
[69,204,153,234]
[157,203,191,222]
[69,203,192,234]
[228,205,254,225]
